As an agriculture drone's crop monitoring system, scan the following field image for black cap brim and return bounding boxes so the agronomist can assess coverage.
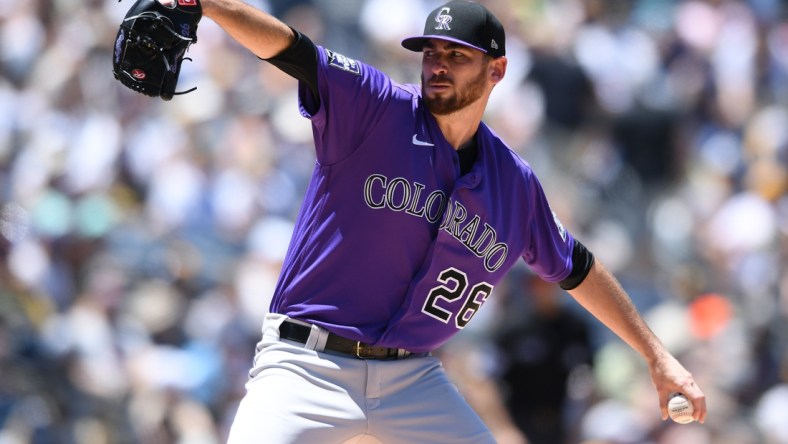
[401,35,488,54]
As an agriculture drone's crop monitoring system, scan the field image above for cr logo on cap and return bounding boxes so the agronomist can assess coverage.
[434,7,452,30]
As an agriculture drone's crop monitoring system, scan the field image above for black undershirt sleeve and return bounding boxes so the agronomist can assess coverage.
[263,28,320,109]
[559,239,595,290]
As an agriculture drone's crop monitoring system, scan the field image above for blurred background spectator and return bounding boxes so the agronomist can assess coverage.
[1,0,787,443]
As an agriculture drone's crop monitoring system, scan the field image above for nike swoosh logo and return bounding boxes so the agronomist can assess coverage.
[412,134,435,147]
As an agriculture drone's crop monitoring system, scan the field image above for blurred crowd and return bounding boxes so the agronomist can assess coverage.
[1,0,787,443]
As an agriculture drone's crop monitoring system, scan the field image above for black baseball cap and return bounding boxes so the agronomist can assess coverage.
[401,1,505,58]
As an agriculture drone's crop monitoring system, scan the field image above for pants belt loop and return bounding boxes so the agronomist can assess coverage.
[304,322,329,352]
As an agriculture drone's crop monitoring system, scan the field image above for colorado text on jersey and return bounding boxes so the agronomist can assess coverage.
[363,173,508,273]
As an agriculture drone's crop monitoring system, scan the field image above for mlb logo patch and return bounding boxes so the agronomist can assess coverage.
[178,0,198,6]
[325,49,361,75]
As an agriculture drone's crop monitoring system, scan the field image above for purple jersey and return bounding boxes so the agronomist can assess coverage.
[269,47,575,353]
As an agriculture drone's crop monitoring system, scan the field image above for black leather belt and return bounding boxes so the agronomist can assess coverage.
[278,319,409,360]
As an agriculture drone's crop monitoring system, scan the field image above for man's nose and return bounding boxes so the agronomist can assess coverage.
[427,55,449,74]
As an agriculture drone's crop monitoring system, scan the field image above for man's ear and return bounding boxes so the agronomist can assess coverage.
[489,57,507,84]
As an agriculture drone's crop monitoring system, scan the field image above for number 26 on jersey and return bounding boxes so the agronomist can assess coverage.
[422,267,493,329]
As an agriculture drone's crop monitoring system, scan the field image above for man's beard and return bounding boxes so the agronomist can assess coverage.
[422,67,488,116]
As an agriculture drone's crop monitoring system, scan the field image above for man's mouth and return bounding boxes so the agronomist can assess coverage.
[427,76,452,88]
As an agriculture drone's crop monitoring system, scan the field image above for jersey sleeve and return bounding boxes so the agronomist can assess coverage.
[520,170,575,283]
[296,45,397,165]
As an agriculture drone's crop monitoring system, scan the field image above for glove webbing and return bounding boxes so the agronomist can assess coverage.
[120,11,197,96]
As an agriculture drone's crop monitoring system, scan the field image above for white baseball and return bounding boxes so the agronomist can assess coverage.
[668,393,695,424]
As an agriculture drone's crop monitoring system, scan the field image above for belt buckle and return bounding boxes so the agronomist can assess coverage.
[354,341,369,359]
[355,342,399,360]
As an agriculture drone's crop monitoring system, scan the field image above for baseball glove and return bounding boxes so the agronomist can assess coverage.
[112,0,202,100]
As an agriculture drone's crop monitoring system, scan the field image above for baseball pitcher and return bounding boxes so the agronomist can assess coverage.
[174,0,708,442]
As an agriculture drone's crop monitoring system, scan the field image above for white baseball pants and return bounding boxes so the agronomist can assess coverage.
[227,313,495,444]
